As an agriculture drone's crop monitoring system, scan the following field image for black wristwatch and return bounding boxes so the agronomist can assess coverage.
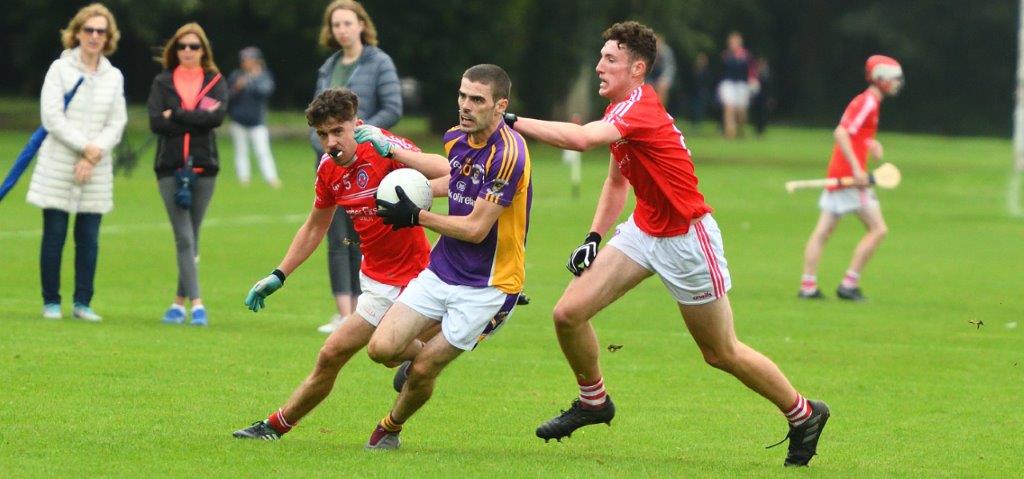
[503,112,518,129]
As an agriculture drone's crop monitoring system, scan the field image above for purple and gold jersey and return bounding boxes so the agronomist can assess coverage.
[428,124,532,294]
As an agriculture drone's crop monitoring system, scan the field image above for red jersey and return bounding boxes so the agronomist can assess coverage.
[601,84,712,236]
[827,89,881,190]
[313,131,431,287]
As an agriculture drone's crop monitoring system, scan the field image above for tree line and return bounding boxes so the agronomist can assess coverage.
[0,0,1016,135]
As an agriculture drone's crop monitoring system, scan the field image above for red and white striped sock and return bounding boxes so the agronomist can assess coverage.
[800,274,818,294]
[267,408,294,435]
[578,377,607,409]
[783,395,813,426]
[841,270,860,289]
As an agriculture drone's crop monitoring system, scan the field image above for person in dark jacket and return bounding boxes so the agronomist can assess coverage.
[147,22,228,327]
[228,46,279,188]
[312,0,403,334]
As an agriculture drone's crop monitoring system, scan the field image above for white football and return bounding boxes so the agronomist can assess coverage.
[377,168,433,211]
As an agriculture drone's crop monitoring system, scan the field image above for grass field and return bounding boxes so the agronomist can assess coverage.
[1,117,1021,478]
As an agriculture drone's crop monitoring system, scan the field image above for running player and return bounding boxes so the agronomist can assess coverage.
[358,64,532,450]
[231,87,447,441]
[507,22,828,467]
[799,55,904,301]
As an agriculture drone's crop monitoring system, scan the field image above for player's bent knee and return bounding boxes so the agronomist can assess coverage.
[700,348,739,372]
[366,339,400,364]
[409,360,441,382]
[315,345,349,372]
[552,302,587,329]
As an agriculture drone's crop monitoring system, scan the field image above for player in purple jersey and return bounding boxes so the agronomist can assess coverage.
[352,64,532,450]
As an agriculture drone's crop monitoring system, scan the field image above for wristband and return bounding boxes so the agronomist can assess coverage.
[271,269,286,283]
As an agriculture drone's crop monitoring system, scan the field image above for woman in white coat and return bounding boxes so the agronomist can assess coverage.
[26,3,127,322]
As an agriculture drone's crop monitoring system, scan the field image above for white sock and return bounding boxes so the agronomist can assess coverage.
[800,274,818,293]
[841,270,860,288]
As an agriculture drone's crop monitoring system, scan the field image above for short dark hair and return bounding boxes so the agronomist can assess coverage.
[306,88,359,127]
[602,21,657,75]
[462,64,511,102]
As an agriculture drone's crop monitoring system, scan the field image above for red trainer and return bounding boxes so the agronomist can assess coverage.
[365,425,401,450]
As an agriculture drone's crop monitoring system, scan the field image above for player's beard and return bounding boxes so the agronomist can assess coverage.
[459,109,495,135]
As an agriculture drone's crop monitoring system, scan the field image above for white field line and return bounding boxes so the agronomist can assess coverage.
[0,213,307,240]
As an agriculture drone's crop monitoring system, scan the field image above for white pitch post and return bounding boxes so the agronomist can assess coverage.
[563,113,584,199]
[1010,0,1024,216]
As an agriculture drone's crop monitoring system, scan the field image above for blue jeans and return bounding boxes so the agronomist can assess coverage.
[40,208,102,306]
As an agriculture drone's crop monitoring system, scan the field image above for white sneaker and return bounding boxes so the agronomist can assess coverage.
[42,303,62,320]
[72,304,103,322]
[317,314,346,334]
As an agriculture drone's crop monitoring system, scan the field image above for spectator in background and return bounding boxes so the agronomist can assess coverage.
[646,34,676,109]
[147,22,228,326]
[228,46,280,188]
[27,2,127,322]
[312,0,403,334]
[690,52,711,127]
[750,56,773,136]
[718,31,754,139]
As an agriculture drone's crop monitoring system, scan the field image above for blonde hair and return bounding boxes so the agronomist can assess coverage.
[60,3,120,56]
[159,22,219,73]
[318,0,379,49]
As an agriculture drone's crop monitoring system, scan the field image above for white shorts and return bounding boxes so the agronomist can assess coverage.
[607,214,732,305]
[397,269,519,351]
[717,80,751,108]
[356,271,403,327]
[818,188,879,216]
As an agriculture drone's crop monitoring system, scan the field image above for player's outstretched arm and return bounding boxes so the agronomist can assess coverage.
[510,115,621,151]
[354,124,449,179]
[244,206,334,312]
[391,148,450,179]
[590,155,631,235]
[566,157,629,275]
[429,176,451,197]
[277,205,335,275]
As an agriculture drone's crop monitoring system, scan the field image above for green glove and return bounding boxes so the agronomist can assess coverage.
[244,269,285,312]
[354,125,393,157]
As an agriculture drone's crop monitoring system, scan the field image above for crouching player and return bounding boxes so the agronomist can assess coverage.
[358,64,532,449]
[232,87,448,440]
[799,55,904,301]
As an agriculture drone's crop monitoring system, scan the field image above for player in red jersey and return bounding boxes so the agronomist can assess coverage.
[799,55,903,302]
[508,22,828,467]
[231,88,448,441]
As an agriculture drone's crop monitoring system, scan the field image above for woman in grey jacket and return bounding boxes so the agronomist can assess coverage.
[312,0,403,334]
[28,3,127,322]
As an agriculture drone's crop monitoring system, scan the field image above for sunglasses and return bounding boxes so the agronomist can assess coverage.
[81,27,107,36]
[176,43,203,51]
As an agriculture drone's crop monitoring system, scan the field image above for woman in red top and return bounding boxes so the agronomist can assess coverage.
[147,23,228,326]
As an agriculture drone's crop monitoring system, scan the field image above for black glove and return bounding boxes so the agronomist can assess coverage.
[502,112,518,128]
[376,186,421,230]
[566,232,601,276]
